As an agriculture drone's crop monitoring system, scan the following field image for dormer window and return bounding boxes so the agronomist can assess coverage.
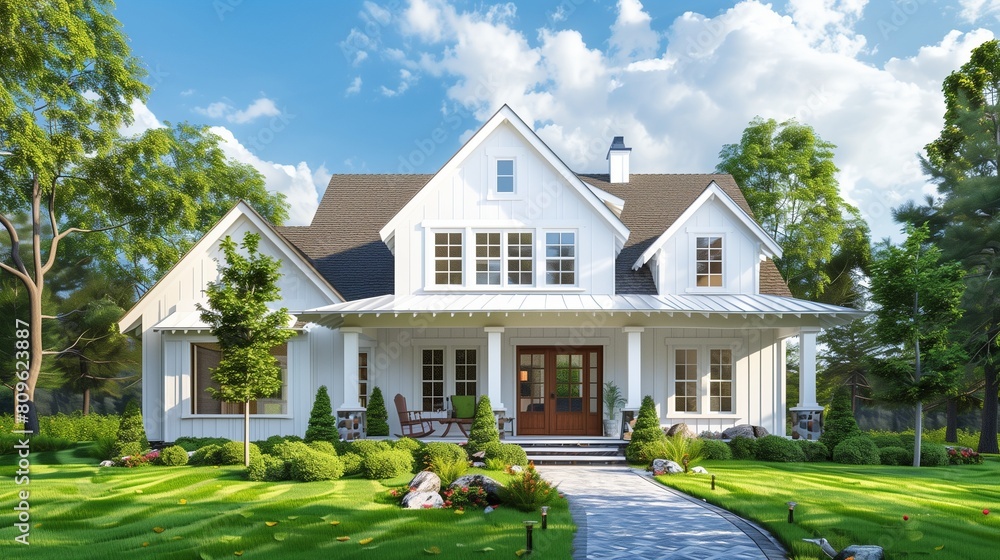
[545,231,576,285]
[695,236,723,287]
[496,159,515,193]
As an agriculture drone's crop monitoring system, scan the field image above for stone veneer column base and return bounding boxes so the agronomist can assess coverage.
[789,407,823,441]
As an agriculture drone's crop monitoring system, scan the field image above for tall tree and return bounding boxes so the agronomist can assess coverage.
[0,1,286,431]
[717,117,864,300]
[197,233,294,467]
[920,38,1000,453]
[869,226,967,466]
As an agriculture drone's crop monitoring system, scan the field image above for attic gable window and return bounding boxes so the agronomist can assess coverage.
[696,236,723,287]
[435,232,463,285]
[496,159,515,193]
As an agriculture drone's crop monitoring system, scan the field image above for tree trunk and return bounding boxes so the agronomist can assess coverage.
[945,398,958,443]
[244,402,251,467]
[83,387,91,416]
[979,359,999,454]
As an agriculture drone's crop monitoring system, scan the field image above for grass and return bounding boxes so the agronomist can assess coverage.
[0,444,573,559]
[656,457,1000,560]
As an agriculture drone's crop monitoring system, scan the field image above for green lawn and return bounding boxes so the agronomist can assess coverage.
[657,457,1000,560]
[0,445,573,559]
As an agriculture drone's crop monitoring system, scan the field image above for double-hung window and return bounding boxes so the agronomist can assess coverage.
[191,342,288,415]
[421,349,445,411]
[475,233,501,285]
[669,345,734,414]
[496,159,515,193]
[434,232,463,285]
[545,232,576,285]
[695,236,723,287]
[474,231,533,287]
[455,349,478,397]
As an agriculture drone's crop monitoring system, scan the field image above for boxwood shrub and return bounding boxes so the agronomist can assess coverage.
[879,446,911,466]
[340,453,363,476]
[289,450,344,481]
[218,441,262,465]
[348,439,392,459]
[796,440,829,462]
[393,437,423,453]
[870,434,905,449]
[416,442,468,469]
[174,436,230,452]
[700,439,732,460]
[728,436,758,460]
[253,435,302,455]
[157,445,189,466]
[247,454,288,482]
[919,442,949,467]
[307,441,338,456]
[361,448,413,479]
[117,441,146,459]
[832,436,880,465]
[482,441,528,467]
[755,435,806,462]
[188,444,221,466]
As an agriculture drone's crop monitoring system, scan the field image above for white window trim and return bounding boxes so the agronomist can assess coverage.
[663,338,742,418]
[473,229,536,288]
[486,148,527,200]
[543,229,579,287]
[687,232,728,293]
[180,334,295,420]
[412,342,486,412]
[427,229,465,288]
[358,348,372,408]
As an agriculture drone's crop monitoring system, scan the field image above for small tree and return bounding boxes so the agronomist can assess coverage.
[819,389,861,457]
[366,387,389,436]
[305,386,337,442]
[197,232,294,466]
[115,399,148,456]
[466,395,500,454]
[625,395,666,463]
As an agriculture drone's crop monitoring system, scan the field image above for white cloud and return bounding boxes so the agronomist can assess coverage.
[371,0,995,242]
[180,88,195,97]
[363,0,392,25]
[194,97,283,125]
[958,0,1000,22]
[550,5,567,23]
[209,126,321,226]
[380,68,417,97]
[346,76,363,95]
[120,99,163,137]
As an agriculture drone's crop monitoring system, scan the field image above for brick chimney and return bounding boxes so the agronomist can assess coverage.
[607,136,631,183]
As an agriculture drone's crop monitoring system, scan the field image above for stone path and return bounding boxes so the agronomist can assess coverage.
[537,465,787,560]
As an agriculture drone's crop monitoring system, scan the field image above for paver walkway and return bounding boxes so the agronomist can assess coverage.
[538,466,787,560]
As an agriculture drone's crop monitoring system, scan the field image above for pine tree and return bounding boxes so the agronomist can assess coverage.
[819,389,862,456]
[626,395,666,463]
[366,387,389,436]
[466,395,499,454]
[305,386,337,442]
[115,399,148,455]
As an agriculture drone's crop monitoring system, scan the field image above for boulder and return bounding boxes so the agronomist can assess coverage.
[450,474,503,502]
[508,465,524,474]
[834,546,884,560]
[752,425,770,438]
[666,423,696,439]
[98,460,115,467]
[690,466,709,474]
[408,471,441,494]
[401,491,444,509]
[652,459,683,474]
[722,424,757,440]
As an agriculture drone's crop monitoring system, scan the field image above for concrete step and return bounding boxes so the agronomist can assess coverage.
[520,446,622,455]
[527,454,627,465]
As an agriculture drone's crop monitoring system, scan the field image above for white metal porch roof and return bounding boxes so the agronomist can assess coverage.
[297,293,865,329]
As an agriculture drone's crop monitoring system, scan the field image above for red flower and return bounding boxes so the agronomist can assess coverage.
[984,509,990,516]
[903,515,909,521]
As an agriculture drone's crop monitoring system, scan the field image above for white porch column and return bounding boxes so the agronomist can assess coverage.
[623,327,644,409]
[340,327,362,409]
[790,327,823,440]
[798,328,820,408]
[484,327,505,411]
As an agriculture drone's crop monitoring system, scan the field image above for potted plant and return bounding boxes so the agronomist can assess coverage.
[603,381,627,438]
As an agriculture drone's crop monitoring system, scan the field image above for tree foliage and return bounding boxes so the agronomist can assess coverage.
[0,0,287,431]
[915,38,1000,454]
[197,232,294,466]
[466,395,500,454]
[115,399,148,457]
[717,117,865,300]
[305,386,337,443]
[366,386,389,437]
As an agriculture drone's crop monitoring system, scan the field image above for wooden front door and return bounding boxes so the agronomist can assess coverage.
[516,346,603,436]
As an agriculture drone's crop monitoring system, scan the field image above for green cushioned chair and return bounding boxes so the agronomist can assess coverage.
[451,395,476,419]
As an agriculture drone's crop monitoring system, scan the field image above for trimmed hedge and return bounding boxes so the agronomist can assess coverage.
[289,450,344,481]
[348,439,392,459]
[755,435,806,462]
[361,448,413,479]
[393,437,422,453]
[174,437,231,452]
[157,445,189,466]
[247,454,288,482]
[796,440,829,462]
[832,436,880,465]
[482,441,528,467]
[870,434,905,449]
[700,439,732,460]
[218,441,262,465]
[189,444,222,466]
[307,441,338,456]
[341,453,363,476]
[625,396,666,464]
[416,442,468,469]
[728,436,758,460]
[253,435,302,455]
[880,446,910,466]
[919,442,949,467]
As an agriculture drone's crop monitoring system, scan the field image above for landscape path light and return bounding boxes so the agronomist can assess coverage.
[523,520,538,553]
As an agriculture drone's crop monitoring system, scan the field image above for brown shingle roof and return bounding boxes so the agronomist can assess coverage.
[277,173,792,301]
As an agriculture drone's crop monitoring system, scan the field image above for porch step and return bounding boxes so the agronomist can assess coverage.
[526,454,627,465]
[522,446,622,455]
[514,439,628,465]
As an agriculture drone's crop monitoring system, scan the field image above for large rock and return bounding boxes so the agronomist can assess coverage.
[752,425,770,438]
[666,423,696,439]
[451,474,502,496]
[722,424,757,439]
[652,459,683,474]
[690,466,709,474]
[834,546,884,560]
[401,491,444,509]
[408,471,441,493]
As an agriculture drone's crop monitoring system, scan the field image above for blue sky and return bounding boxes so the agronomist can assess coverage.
[115,1,999,241]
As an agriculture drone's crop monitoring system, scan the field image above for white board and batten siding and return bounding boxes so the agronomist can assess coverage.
[392,121,618,296]
[653,197,761,296]
[132,211,337,441]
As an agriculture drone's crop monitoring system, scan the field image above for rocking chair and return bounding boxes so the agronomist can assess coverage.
[393,394,434,438]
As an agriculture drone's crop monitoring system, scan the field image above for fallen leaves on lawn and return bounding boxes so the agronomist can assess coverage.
[329,521,341,526]
[273,533,287,542]
[152,527,165,534]
[935,546,945,551]
[178,499,187,505]
[265,521,279,527]
[142,542,149,547]
[234,552,244,557]
[476,547,495,553]
[359,538,373,545]
[337,536,350,542]
[515,549,527,557]
[424,546,441,554]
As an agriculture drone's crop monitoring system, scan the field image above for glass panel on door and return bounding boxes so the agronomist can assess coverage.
[519,353,546,412]
[554,353,584,413]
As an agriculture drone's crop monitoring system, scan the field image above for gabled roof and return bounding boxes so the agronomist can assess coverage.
[378,105,630,249]
[118,201,343,334]
[631,180,783,270]
[281,173,793,300]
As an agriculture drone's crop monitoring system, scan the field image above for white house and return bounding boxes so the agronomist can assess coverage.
[119,105,862,443]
